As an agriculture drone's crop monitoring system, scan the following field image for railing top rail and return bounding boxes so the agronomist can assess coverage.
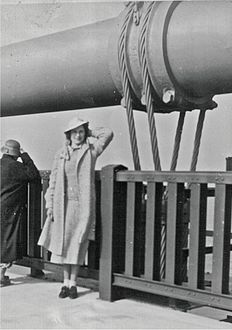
[39,170,101,180]
[39,169,232,184]
[116,171,232,184]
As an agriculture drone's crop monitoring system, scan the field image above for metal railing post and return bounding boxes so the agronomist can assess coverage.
[226,157,232,171]
[99,164,127,301]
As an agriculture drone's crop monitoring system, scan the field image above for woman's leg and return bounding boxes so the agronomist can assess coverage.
[59,264,71,298]
[63,264,71,287]
[70,264,79,287]
[69,264,79,299]
[0,263,12,286]
[1,266,6,281]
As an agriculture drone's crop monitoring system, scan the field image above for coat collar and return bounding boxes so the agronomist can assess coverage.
[71,142,90,168]
[1,154,17,162]
[59,141,90,162]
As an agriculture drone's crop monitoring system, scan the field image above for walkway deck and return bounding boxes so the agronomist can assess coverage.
[0,265,231,329]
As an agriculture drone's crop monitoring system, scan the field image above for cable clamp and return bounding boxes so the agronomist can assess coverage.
[133,2,140,25]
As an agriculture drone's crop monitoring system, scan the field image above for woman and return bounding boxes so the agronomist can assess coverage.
[38,117,113,299]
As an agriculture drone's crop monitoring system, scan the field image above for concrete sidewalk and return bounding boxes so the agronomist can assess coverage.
[0,265,231,329]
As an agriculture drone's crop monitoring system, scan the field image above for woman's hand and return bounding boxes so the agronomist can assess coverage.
[19,148,25,156]
[47,208,54,221]
[87,128,92,137]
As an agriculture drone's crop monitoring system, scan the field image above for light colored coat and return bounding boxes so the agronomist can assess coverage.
[38,127,113,255]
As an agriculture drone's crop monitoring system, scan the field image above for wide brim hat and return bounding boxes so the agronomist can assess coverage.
[1,139,21,157]
[64,117,89,133]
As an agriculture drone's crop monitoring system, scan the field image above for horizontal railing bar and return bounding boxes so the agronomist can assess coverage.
[206,230,214,237]
[40,169,232,185]
[116,171,232,184]
[206,230,232,239]
[16,256,99,280]
[182,245,232,257]
[113,274,232,311]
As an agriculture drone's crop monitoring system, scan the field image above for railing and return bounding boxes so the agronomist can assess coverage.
[17,162,232,310]
[99,165,232,310]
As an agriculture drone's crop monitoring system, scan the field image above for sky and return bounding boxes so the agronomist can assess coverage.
[1,1,232,172]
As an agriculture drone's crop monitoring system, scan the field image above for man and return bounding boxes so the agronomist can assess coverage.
[1,139,41,286]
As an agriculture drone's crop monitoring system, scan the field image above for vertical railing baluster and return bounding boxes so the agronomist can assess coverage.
[212,183,231,294]
[144,182,162,280]
[165,182,185,284]
[134,183,145,277]
[125,182,136,276]
[212,184,226,293]
[188,183,207,289]
[28,177,42,276]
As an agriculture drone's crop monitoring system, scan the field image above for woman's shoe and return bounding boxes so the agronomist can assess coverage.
[58,286,69,298]
[69,286,78,299]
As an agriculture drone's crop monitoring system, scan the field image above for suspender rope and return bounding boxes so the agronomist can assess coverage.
[190,110,206,172]
[118,5,141,170]
[139,2,161,171]
[139,2,166,279]
[180,109,206,281]
[161,112,186,278]
[170,112,186,171]
[171,112,188,282]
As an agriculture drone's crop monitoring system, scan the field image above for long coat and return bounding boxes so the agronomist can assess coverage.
[38,127,113,256]
[1,153,41,263]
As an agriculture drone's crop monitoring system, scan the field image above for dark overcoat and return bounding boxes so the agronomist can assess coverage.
[1,153,41,263]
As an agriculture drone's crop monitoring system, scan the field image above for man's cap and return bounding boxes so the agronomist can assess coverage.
[1,139,21,157]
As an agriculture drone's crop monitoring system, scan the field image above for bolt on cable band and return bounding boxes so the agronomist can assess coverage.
[139,2,161,171]
[118,4,141,171]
